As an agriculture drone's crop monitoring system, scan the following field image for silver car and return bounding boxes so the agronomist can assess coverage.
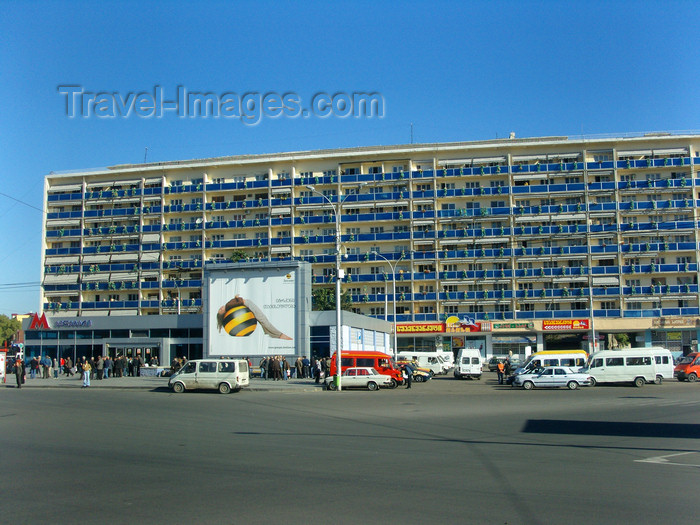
[512,366,591,390]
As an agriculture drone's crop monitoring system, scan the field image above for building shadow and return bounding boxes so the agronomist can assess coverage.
[522,419,700,439]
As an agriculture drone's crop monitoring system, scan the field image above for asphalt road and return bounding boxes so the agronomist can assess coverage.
[2,375,699,525]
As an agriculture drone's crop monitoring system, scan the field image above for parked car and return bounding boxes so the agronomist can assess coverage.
[396,360,432,382]
[674,352,700,382]
[487,357,502,372]
[325,367,394,391]
[512,366,592,390]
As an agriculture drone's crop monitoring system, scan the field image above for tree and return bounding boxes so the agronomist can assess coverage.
[0,315,21,346]
[312,288,353,311]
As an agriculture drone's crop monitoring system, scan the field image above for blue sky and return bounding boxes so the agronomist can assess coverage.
[1,0,698,315]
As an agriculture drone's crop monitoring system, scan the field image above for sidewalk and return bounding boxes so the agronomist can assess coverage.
[2,373,325,392]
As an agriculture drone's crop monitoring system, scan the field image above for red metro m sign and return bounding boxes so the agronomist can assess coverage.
[28,313,49,330]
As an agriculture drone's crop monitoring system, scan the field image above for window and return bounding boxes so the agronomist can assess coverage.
[605,357,624,366]
[216,361,234,373]
[626,357,651,366]
[199,362,216,373]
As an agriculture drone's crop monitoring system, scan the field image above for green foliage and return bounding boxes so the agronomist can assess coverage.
[613,333,631,348]
[312,288,353,311]
[0,315,21,344]
[230,250,247,262]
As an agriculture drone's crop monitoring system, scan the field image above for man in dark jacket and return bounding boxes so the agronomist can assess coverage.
[14,357,25,388]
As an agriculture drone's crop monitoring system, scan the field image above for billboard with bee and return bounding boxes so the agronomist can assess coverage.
[204,261,312,357]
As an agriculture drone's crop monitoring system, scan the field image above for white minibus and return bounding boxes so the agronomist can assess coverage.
[454,348,483,379]
[585,349,662,387]
[396,353,450,375]
[646,347,674,382]
[169,358,250,394]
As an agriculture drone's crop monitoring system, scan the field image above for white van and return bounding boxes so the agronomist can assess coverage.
[647,347,674,382]
[169,358,250,394]
[454,348,483,380]
[396,353,449,375]
[585,349,661,387]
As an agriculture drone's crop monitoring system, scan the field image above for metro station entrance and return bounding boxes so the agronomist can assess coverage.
[106,344,161,365]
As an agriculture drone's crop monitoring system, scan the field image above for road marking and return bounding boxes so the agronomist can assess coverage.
[636,452,700,468]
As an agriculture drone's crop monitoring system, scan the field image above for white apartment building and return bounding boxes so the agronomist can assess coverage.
[41,132,700,357]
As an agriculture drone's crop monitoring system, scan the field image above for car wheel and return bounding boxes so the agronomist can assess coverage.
[654,375,663,385]
[567,381,579,390]
[688,373,698,383]
[367,381,378,391]
[589,377,597,387]
[522,380,534,390]
[218,382,231,394]
[327,381,337,391]
[388,379,398,389]
[634,376,645,388]
[172,382,185,393]
[415,375,425,383]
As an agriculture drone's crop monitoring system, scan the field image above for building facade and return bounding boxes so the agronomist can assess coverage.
[42,132,700,357]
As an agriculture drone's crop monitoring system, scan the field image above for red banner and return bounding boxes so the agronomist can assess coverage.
[542,319,590,331]
[397,323,445,334]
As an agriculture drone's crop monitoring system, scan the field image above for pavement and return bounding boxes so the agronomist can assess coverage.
[1,372,326,392]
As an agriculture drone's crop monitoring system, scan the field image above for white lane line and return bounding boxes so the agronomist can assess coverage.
[636,452,700,467]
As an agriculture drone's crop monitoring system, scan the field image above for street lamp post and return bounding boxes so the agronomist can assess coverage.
[305,185,357,391]
[370,251,404,359]
[589,285,597,354]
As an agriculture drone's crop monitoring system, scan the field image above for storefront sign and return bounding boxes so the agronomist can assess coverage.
[54,319,93,328]
[493,322,534,329]
[652,317,698,328]
[446,324,485,333]
[542,319,590,331]
[397,323,445,334]
[28,313,49,330]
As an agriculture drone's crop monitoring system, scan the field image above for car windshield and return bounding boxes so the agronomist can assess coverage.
[678,356,695,364]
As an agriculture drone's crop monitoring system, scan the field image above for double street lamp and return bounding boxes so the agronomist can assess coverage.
[306,183,365,391]
[370,251,404,359]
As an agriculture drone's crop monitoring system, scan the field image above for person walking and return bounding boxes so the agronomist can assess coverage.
[259,357,268,380]
[95,356,104,380]
[82,360,92,388]
[43,355,51,379]
[314,358,322,384]
[295,357,303,379]
[497,360,505,385]
[29,356,38,379]
[14,357,25,389]
[282,357,290,380]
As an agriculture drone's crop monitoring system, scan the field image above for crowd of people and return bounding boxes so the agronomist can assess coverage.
[258,355,330,383]
[8,354,160,389]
